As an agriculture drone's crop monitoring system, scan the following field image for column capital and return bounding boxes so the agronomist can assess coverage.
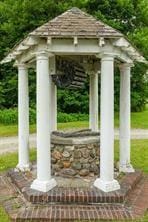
[88,70,100,76]
[16,63,28,70]
[100,52,115,61]
[119,63,134,71]
[35,51,54,60]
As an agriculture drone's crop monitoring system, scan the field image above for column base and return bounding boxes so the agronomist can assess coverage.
[31,178,57,192]
[15,163,31,172]
[119,163,135,173]
[94,178,120,192]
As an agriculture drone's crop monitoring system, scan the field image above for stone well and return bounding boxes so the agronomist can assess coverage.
[51,129,100,177]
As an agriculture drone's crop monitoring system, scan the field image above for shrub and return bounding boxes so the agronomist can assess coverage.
[0,108,18,125]
[0,108,89,125]
[57,112,89,123]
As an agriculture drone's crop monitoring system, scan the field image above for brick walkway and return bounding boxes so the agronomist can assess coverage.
[0,169,148,221]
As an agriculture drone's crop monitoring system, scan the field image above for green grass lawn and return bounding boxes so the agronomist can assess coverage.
[0,108,148,137]
[0,139,148,221]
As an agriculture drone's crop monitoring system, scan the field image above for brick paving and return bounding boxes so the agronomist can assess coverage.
[0,169,148,221]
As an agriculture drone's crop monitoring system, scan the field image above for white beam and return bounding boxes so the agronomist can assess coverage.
[47,38,101,54]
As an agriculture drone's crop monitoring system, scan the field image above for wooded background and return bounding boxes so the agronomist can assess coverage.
[0,0,147,113]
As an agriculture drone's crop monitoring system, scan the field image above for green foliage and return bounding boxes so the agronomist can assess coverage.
[0,108,18,124]
[0,108,35,124]
[0,108,89,125]
[131,63,148,111]
[58,112,88,123]
[0,0,147,112]
[57,82,89,113]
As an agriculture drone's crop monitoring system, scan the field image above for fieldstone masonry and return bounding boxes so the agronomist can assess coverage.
[51,130,100,177]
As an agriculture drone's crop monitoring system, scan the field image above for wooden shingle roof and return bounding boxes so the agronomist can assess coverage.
[30,7,123,38]
[1,7,146,64]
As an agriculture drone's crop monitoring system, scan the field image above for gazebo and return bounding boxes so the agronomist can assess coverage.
[1,7,146,193]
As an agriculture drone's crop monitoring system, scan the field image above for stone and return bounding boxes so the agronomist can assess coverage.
[62,151,71,158]
[87,144,94,150]
[57,160,64,169]
[52,164,60,172]
[89,148,96,158]
[73,150,82,159]
[61,168,77,176]
[77,145,86,149]
[96,160,100,165]
[95,148,100,156]
[89,172,95,177]
[90,163,99,174]
[52,150,62,160]
[51,144,54,151]
[51,158,57,164]
[80,158,89,164]
[94,143,99,148]
[88,158,95,163]
[81,149,90,158]
[63,161,71,168]
[82,163,90,169]
[79,169,89,176]
[55,145,64,153]
[72,162,81,170]
[70,157,74,162]
[65,145,74,151]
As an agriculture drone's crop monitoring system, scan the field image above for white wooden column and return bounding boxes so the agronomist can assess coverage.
[119,64,134,172]
[31,52,57,192]
[94,54,120,192]
[50,81,57,131]
[49,56,57,132]
[17,64,30,171]
[89,72,99,132]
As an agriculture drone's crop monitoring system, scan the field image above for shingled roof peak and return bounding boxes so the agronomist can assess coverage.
[29,7,123,38]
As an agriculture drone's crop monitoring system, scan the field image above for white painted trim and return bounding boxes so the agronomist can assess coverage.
[113,37,129,47]
[31,178,57,192]
[94,178,120,192]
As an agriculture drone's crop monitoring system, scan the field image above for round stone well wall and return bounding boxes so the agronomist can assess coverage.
[51,130,100,177]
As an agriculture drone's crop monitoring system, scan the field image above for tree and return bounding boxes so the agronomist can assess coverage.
[0,0,147,112]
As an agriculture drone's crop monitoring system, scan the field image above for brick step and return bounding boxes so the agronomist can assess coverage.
[24,186,126,204]
[1,172,147,222]
[121,170,143,195]
[11,204,134,222]
[8,169,143,205]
